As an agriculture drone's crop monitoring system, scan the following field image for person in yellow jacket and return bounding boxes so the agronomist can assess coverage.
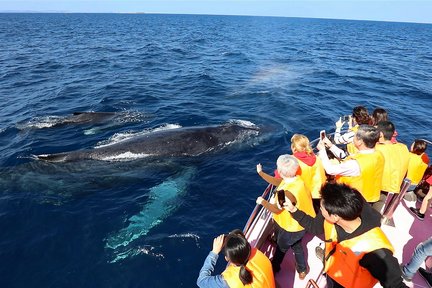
[407,139,429,190]
[283,183,408,288]
[376,121,410,194]
[256,155,315,280]
[197,229,275,288]
[318,125,384,204]
[291,134,326,211]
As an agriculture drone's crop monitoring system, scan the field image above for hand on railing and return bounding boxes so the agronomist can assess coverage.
[256,196,265,205]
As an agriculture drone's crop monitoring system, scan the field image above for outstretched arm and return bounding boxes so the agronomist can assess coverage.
[333,117,355,145]
[256,163,282,187]
[256,196,283,214]
[197,235,229,288]
[284,200,325,236]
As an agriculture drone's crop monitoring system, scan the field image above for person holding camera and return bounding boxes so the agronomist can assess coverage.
[197,229,275,288]
[334,105,371,155]
[256,155,315,280]
[318,125,384,204]
[283,182,408,288]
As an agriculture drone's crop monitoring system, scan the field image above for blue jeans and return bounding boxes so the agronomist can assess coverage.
[272,222,307,272]
[403,237,432,278]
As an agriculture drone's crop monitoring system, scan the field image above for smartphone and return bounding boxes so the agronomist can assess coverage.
[320,130,326,140]
[342,115,350,122]
[277,189,297,207]
[277,190,285,207]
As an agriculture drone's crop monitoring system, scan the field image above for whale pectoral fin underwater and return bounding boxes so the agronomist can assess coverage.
[105,167,196,263]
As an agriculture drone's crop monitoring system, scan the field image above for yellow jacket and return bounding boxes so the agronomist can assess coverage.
[222,248,275,288]
[346,125,359,155]
[272,177,315,232]
[295,156,326,199]
[337,150,385,202]
[407,152,429,185]
[376,143,409,193]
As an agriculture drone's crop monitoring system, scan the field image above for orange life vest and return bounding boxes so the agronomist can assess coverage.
[323,222,394,288]
[272,177,316,232]
[336,150,384,202]
[222,248,275,288]
[407,152,429,185]
[295,156,326,199]
[375,143,409,193]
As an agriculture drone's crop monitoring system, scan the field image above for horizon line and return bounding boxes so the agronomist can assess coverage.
[0,11,431,25]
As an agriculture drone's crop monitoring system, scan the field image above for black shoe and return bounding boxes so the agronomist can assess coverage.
[409,207,425,220]
[418,267,432,287]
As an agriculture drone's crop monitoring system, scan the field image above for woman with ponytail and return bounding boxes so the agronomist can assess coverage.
[197,229,275,288]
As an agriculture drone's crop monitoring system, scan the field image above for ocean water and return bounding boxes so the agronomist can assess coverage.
[0,13,431,287]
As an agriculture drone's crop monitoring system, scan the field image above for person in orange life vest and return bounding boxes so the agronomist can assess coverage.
[334,105,371,155]
[371,108,398,143]
[317,125,384,204]
[283,183,408,288]
[291,134,326,212]
[406,139,429,192]
[197,229,275,288]
[409,174,432,221]
[375,121,410,211]
[256,155,315,280]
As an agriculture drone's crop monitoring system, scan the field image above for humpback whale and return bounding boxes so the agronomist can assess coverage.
[16,111,149,133]
[35,122,261,162]
[28,121,264,262]
[60,112,119,125]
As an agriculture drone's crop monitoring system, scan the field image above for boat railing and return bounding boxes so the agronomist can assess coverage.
[419,139,432,146]
[381,178,412,226]
[304,279,322,288]
[243,184,275,249]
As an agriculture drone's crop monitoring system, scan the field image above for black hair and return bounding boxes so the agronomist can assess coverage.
[376,121,395,141]
[223,230,253,285]
[372,108,388,126]
[352,106,371,125]
[320,183,364,221]
[356,125,380,148]
[412,139,427,155]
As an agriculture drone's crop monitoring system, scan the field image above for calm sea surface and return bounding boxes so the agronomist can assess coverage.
[0,13,431,287]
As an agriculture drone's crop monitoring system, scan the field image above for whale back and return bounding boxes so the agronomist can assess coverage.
[35,123,261,162]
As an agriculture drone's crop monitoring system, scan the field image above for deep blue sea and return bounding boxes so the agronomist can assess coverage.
[0,13,431,287]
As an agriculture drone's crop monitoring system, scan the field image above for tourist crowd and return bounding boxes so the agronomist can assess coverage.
[197,106,432,288]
